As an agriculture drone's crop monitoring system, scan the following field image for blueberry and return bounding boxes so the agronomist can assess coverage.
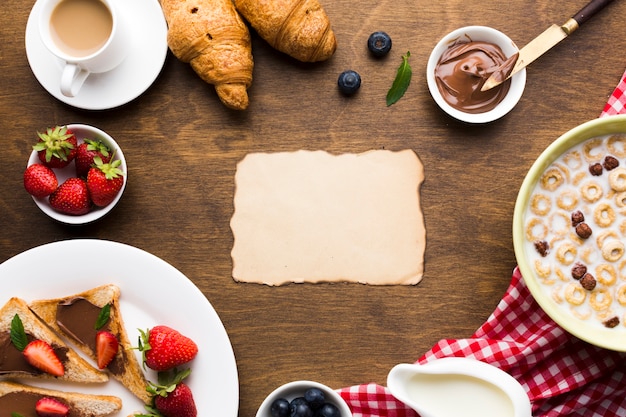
[337,70,361,95]
[290,401,313,417]
[316,403,341,417]
[367,31,392,57]
[270,398,291,417]
[304,388,325,409]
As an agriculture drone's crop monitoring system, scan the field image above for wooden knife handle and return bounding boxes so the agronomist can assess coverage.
[572,0,616,25]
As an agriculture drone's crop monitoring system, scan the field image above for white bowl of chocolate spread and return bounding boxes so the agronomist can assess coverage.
[427,26,526,123]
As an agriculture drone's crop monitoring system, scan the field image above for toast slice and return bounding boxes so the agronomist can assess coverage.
[0,297,107,383]
[29,284,150,404]
[0,380,121,417]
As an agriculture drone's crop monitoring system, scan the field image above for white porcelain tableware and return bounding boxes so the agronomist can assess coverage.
[25,0,167,110]
[0,239,239,417]
[427,26,526,124]
[387,358,531,417]
[27,123,127,224]
[256,380,352,417]
[37,0,129,97]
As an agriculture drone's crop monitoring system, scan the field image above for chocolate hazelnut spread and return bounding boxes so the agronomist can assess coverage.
[0,391,67,417]
[56,298,125,375]
[0,332,68,375]
[434,39,513,114]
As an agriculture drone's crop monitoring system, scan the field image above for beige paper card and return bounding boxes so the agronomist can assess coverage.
[230,149,426,285]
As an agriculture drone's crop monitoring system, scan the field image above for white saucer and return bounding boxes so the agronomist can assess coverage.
[25,0,168,110]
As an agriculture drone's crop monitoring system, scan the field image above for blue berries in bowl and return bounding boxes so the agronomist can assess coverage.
[367,31,392,57]
[256,381,351,417]
[337,70,361,95]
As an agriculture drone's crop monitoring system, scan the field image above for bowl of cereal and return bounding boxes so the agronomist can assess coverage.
[513,115,626,351]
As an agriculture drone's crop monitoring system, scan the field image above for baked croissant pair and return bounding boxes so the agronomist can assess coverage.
[160,0,337,111]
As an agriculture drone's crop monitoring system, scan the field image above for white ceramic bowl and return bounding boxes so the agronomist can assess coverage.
[427,26,526,123]
[513,115,626,351]
[255,380,352,417]
[27,123,127,224]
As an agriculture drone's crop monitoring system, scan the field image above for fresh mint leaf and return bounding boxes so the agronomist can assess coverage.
[95,303,111,330]
[386,51,412,106]
[12,413,25,417]
[10,314,28,352]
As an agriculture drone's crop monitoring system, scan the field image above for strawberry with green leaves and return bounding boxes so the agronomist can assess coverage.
[75,139,112,178]
[33,126,77,169]
[49,177,91,215]
[86,156,124,207]
[140,369,197,417]
[23,163,58,198]
[138,326,198,372]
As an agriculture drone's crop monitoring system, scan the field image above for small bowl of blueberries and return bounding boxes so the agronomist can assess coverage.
[256,380,352,417]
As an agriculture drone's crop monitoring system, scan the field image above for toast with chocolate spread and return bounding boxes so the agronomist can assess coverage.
[0,297,107,383]
[29,284,150,404]
[0,380,121,417]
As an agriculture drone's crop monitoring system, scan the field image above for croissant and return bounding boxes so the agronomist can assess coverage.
[160,0,254,110]
[234,0,336,62]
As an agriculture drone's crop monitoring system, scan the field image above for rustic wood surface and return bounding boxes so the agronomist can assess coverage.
[1,0,626,415]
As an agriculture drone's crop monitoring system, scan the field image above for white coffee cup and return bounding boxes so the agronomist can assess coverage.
[38,0,128,97]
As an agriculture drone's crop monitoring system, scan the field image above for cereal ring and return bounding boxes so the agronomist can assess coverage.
[596,230,618,249]
[617,284,626,306]
[541,168,564,191]
[530,194,552,216]
[563,150,583,170]
[619,259,626,281]
[551,285,563,303]
[556,269,569,282]
[596,263,617,286]
[615,191,626,209]
[593,203,615,227]
[572,171,587,186]
[571,306,591,321]
[581,181,603,203]
[534,259,552,279]
[556,189,579,211]
[609,167,626,192]
[526,217,548,241]
[565,283,586,306]
[608,134,626,158]
[602,240,625,262]
[556,242,577,265]
[583,138,604,162]
[550,212,571,237]
[590,288,612,311]
[581,247,600,265]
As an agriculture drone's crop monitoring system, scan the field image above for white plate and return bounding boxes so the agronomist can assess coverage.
[25,0,168,110]
[0,239,239,417]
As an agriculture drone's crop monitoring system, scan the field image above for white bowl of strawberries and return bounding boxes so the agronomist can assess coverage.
[24,124,127,224]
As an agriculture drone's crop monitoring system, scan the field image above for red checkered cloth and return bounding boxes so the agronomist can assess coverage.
[601,69,626,117]
[337,70,626,416]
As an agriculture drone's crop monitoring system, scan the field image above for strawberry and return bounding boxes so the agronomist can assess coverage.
[23,163,58,198]
[96,330,119,369]
[75,139,112,177]
[144,369,197,417]
[35,397,70,417]
[33,126,77,169]
[138,326,198,371]
[23,340,65,377]
[154,382,197,417]
[49,177,91,215]
[86,156,124,207]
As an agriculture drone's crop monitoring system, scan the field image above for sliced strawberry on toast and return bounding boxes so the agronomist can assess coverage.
[29,284,150,403]
[0,297,107,383]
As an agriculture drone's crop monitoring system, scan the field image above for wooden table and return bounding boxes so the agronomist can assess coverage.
[1,0,625,415]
